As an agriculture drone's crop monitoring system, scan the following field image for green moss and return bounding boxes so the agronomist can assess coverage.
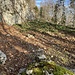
[14,21,75,35]
[33,68,43,75]
[21,61,74,75]
[43,66,49,70]
[53,65,74,75]
[53,71,64,75]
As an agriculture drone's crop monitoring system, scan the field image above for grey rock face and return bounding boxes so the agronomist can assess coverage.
[0,50,7,64]
[0,0,35,25]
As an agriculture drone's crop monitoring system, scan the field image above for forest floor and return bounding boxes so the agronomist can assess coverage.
[0,21,75,75]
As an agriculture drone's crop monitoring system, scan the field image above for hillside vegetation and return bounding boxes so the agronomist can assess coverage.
[15,20,75,36]
[0,20,75,75]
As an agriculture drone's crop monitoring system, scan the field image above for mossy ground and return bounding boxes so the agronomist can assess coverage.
[21,61,74,75]
[14,20,75,36]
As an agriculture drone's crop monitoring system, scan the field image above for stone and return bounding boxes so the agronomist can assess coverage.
[37,54,47,60]
[6,34,10,37]
[35,63,39,67]
[32,50,35,52]
[26,69,33,75]
[45,71,54,75]
[0,50,7,64]
[38,48,44,52]
[27,34,35,38]
[51,55,53,58]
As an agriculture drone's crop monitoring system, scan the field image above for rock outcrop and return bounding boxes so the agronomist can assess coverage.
[18,48,75,75]
[0,0,35,25]
[0,50,7,64]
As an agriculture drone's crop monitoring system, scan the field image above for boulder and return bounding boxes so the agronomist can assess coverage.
[0,50,7,64]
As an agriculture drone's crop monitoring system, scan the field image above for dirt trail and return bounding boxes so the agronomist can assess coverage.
[0,24,75,75]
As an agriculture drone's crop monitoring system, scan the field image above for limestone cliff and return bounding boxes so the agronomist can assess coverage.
[0,0,35,25]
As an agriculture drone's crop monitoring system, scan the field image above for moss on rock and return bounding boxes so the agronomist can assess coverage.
[20,61,74,75]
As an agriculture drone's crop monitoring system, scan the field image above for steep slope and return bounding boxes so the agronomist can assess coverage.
[0,22,75,75]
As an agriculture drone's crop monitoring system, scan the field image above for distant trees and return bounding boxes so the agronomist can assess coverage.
[33,6,39,19]
[40,0,54,21]
[40,0,66,24]
[40,7,43,18]
[70,0,75,26]
[52,0,66,25]
[53,0,59,23]
[39,0,75,27]
[60,0,66,25]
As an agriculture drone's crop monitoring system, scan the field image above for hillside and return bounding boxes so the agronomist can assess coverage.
[0,21,75,75]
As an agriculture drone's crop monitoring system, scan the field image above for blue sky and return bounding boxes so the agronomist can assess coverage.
[36,0,70,7]
[65,0,70,6]
[36,0,42,7]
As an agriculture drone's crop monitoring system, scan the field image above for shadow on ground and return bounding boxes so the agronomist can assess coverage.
[0,23,75,75]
